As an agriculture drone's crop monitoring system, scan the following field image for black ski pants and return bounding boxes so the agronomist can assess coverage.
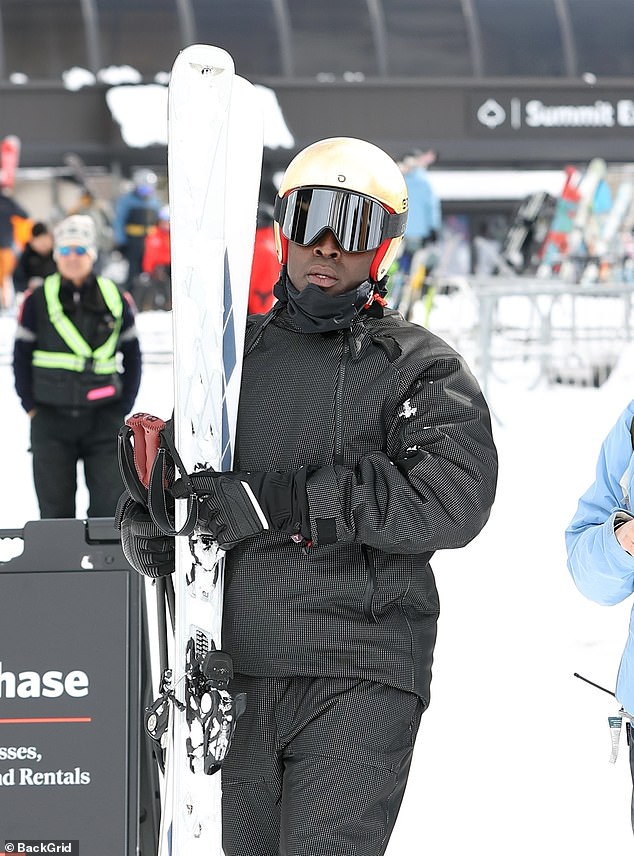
[222,675,424,856]
[30,402,126,519]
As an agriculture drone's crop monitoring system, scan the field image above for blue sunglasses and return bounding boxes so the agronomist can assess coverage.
[58,245,89,256]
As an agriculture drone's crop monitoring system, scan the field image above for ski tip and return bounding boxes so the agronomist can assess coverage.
[173,44,235,77]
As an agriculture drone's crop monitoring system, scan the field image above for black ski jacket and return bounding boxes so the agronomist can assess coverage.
[223,302,498,705]
[12,243,56,293]
[13,274,141,413]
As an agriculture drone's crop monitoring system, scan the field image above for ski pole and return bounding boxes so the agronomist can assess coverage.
[573,672,616,697]
[156,577,169,674]
[165,575,176,632]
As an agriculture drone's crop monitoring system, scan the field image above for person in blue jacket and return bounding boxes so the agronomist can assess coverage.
[566,399,634,832]
[398,149,441,274]
[113,168,162,299]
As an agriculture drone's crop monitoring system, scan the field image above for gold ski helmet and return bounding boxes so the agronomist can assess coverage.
[273,137,408,281]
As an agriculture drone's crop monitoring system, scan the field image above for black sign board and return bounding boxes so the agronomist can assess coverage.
[0,519,158,856]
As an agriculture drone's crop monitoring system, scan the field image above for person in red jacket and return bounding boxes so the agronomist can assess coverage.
[140,205,171,310]
[248,203,279,315]
[0,188,29,310]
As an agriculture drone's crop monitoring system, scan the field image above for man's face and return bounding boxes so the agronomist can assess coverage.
[286,229,374,295]
[31,233,53,255]
[55,245,94,286]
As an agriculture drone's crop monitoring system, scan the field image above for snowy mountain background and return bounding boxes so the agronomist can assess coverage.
[1,300,634,854]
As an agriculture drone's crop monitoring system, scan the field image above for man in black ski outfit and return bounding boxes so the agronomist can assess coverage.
[12,221,56,296]
[13,214,142,518]
[119,137,498,855]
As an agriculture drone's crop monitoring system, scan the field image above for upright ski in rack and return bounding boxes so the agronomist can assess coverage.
[537,165,582,277]
[500,190,553,273]
[559,157,607,281]
[581,180,633,283]
[0,135,21,189]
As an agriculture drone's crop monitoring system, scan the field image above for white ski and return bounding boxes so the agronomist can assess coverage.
[580,180,634,283]
[560,157,606,281]
[159,44,262,856]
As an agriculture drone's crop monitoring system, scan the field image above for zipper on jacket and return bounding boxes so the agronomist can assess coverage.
[334,334,349,464]
[361,545,378,623]
[337,332,376,622]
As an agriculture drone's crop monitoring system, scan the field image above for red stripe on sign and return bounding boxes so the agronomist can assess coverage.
[0,717,92,724]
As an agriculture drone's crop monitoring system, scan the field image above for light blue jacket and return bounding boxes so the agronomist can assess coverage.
[403,167,441,241]
[565,400,634,715]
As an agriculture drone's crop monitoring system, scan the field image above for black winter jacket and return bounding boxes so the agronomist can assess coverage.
[12,243,56,293]
[223,303,498,705]
[13,274,142,413]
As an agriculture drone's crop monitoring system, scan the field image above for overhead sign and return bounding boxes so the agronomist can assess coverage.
[472,91,634,134]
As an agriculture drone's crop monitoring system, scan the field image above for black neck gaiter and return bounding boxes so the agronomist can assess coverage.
[273,270,375,333]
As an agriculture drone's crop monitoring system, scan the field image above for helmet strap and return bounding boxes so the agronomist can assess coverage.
[362,289,388,317]
[370,239,392,281]
[278,231,289,264]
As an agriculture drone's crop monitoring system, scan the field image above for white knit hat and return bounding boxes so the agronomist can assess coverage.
[54,215,97,259]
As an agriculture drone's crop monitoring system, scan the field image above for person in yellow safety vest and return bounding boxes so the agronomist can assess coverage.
[12,214,142,519]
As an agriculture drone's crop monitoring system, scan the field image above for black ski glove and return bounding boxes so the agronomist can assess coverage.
[117,496,176,578]
[179,468,311,551]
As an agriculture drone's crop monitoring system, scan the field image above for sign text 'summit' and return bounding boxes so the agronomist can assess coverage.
[525,99,616,127]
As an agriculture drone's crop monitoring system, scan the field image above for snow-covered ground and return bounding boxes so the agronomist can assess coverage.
[2,300,634,854]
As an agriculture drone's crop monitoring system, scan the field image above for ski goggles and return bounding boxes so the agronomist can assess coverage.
[274,187,407,253]
[57,245,89,256]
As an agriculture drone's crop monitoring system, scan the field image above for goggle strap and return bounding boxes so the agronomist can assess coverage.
[383,211,407,238]
[273,193,285,222]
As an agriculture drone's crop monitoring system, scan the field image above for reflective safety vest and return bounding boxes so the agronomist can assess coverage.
[32,274,123,374]
[31,274,124,408]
